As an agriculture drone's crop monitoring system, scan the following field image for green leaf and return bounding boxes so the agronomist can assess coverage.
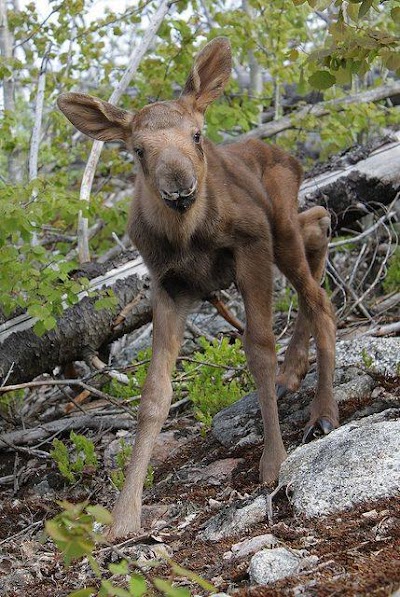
[128,574,147,597]
[170,561,216,591]
[45,520,71,542]
[100,580,131,597]
[358,0,373,19]
[308,70,336,89]
[86,505,113,526]
[108,560,129,576]
[153,579,190,597]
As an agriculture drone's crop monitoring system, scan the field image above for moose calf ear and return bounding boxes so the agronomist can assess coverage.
[57,93,132,142]
[182,37,232,113]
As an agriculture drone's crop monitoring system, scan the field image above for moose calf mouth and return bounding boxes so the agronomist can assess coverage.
[160,180,197,213]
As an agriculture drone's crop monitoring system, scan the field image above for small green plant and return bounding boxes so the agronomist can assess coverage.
[46,501,215,596]
[361,348,373,369]
[383,247,400,294]
[105,347,152,400]
[275,286,299,313]
[51,431,98,483]
[181,337,254,429]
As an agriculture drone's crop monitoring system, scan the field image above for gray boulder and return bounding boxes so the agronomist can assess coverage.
[279,410,400,517]
[249,547,301,585]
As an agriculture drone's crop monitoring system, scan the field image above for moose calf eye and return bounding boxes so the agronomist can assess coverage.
[134,147,144,158]
[193,131,201,144]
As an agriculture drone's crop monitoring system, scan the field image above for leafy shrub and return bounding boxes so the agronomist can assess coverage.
[181,337,254,428]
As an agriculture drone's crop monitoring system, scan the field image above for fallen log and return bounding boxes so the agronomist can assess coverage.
[0,255,152,385]
[299,132,400,229]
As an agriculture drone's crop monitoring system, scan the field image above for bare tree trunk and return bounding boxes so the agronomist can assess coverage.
[77,0,172,264]
[0,0,18,182]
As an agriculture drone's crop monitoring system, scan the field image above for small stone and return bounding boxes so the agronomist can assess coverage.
[209,498,222,510]
[199,495,268,542]
[249,547,300,585]
[362,509,379,519]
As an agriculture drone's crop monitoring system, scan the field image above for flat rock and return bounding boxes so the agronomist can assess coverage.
[184,458,243,485]
[249,547,300,585]
[199,495,268,542]
[279,410,400,517]
[224,533,278,560]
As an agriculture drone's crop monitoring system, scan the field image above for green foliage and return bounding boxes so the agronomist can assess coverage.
[383,247,400,293]
[46,500,214,596]
[51,431,98,483]
[361,347,373,369]
[275,286,299,313]
[181,337,254,428]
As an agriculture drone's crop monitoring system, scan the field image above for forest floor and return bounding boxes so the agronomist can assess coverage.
[0,344,399,596]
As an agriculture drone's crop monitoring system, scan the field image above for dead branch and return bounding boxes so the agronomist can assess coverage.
[224,83,400,144]
[0,413,135,448]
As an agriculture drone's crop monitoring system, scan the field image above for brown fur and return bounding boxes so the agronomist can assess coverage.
[57,37,338,539]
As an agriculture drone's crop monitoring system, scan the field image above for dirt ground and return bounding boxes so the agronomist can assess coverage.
[1,379,399,597]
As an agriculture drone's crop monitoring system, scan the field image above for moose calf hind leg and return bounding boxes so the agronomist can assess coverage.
[276,207,332,398]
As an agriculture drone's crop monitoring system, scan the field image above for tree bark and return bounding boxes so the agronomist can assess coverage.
[299,132,400,229]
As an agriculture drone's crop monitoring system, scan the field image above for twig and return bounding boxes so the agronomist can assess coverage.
[1,436,50,459]
[1,362,14,387]
[186,320,215,344]
[88,353,130,385]
[264,482,285,526]
[0,414,135,448]
[363,321,400,337]
[0,378,136,417]
[0,521,42,546]
[208,295,245,333]
[77,0,172,263]
[328,208,396,248]
[113,290,147,330]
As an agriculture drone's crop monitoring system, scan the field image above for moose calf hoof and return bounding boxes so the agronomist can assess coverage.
[302,417,336,444]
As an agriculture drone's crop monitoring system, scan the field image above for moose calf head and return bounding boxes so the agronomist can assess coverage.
[58,37,231,214]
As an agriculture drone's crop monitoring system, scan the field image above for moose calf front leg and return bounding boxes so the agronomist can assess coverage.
[236,242,287,484]
[109,287,190,539]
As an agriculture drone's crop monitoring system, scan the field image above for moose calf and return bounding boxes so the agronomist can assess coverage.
[58,37,338,539]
